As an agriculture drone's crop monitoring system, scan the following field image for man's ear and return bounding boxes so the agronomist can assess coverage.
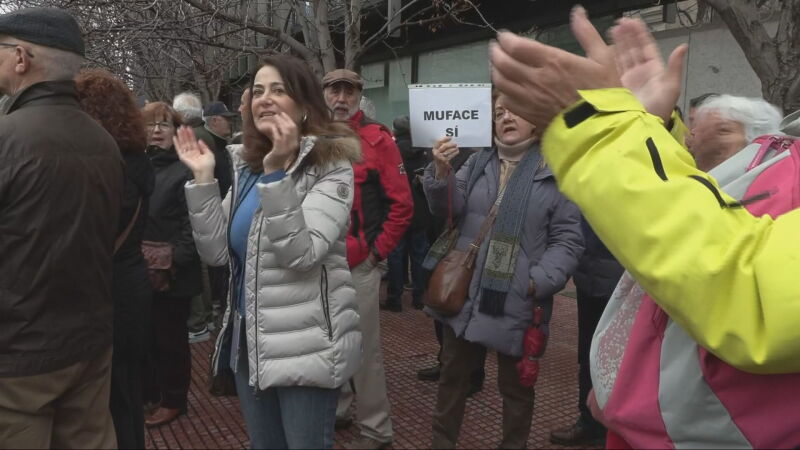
[13,48,30,75]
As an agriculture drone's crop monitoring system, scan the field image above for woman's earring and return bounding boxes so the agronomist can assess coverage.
[302,113,308,123]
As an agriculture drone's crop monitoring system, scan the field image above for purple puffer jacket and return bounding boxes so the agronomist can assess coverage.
[423,149,583,357]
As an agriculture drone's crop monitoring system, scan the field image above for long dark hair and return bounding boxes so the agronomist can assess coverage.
[241,54,354,171]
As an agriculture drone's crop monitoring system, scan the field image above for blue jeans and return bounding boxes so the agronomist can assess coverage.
[234,335,339,449]
[387,229,430,306]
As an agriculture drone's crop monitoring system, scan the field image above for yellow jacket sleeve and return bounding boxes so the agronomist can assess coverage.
[542,88,800,374]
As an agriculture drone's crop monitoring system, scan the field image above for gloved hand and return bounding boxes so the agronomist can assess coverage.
[517,306,547,387]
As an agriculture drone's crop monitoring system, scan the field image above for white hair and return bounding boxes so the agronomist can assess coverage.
[697,95,783,142]
[172,92,203,122]
[7,39,84,81]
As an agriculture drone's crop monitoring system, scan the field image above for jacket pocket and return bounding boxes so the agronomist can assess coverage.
[319,265,333,341]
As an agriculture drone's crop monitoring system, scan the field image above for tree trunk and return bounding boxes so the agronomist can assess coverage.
[705,0,800,112]
[344,0,363,70]
[312,0,337,74]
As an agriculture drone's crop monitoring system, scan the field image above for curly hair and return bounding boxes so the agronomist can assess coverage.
[75,68,147,154]
[241,54,354,172]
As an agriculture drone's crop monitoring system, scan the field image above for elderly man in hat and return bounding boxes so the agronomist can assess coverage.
[0,7,122,449]
[323,69,413,449]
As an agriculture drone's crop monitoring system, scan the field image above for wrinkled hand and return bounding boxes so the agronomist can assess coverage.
[262,112,301,173]
[490,6,620,132]
[174,126,216,184]
[432,136,459,180]
[611,17,687,123]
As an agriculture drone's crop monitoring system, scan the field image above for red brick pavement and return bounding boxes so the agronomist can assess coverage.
[145,284,597,449]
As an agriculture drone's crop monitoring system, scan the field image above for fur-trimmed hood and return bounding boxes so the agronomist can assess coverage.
[227,134,361,174]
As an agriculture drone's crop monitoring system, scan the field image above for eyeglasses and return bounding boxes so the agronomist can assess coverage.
[147,121,174,130]
[494,107,514,122]
[0,43,34,58]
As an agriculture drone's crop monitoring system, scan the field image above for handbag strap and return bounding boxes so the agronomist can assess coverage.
[114,199,141,253]
[464,184,506,265]
[446,168,453,230]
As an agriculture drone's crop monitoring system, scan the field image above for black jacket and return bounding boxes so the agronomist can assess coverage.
[0,81,123,377]
[113,152,155,358]
[573,218,625,299]
[194,125,232,197]
[395,131,432,232]
[144,146,202,299]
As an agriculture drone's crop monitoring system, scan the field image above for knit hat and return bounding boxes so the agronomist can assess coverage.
[0,8,85,56]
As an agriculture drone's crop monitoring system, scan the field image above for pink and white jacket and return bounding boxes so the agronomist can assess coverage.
[590,137,800,449]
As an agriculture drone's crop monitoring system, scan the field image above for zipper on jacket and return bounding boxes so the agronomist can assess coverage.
[320,265,333,341]
[213,168,241,378]
[252,216,264,397]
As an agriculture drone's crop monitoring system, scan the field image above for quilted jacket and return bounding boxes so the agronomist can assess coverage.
[185,135,362,390]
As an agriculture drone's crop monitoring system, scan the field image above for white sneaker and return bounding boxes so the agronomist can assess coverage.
[188,326,210,343]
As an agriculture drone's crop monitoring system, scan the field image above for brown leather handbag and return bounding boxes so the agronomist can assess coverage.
[141,240,173,292]
[425,181,503,316]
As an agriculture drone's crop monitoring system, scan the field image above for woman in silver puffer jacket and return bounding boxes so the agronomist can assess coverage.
[174,54,362,449]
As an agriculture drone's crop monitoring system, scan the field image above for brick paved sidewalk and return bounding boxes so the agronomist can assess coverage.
[145,285,597,449]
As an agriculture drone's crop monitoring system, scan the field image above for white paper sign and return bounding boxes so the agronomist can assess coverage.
[408,83,492,148]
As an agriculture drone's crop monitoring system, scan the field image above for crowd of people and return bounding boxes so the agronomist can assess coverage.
[1,4,799,450]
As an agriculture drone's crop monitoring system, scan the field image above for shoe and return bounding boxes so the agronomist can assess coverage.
[343,436,392,450]
[143,401,160,417]
[145,407,183,427]
[206,320,216,332]
[379,302,402,313]
[549,420,606,446]
[188,325,210,343]
[417,364,440,382]
[467,382,483,397]
[335,416,353,430]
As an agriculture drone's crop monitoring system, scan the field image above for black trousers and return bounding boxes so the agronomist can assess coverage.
[142,293,192,410]
[110,352,144,449]
[576,287,610,430]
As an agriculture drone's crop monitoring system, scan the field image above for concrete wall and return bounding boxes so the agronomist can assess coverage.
[362,20,773,128]
[654,23,771,114]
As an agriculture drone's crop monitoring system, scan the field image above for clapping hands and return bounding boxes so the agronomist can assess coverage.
[490,6,688,130]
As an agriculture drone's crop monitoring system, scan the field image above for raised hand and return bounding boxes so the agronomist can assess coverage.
[261,111,301,173]
[490,6,620,132]
[432,136,459,180]
[174,126,216,184]
[611,17,687,123]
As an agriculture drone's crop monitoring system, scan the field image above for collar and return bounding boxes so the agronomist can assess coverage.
[348,109,364,126]
[4,80,79,115]
[204,124,229,141]
[494,136,536,162]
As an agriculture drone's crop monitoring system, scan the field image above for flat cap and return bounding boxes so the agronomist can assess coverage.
[0,8,84,56]
[322,69,363,89]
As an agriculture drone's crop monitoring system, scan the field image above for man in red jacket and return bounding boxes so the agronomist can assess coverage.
[323,69,413,449]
